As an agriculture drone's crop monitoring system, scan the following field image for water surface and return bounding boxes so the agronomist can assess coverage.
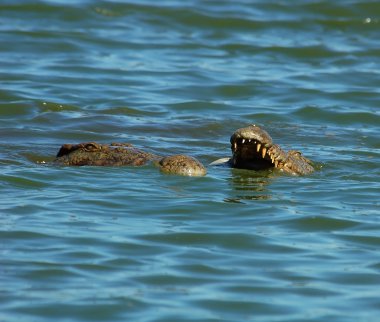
[1,1,380,321]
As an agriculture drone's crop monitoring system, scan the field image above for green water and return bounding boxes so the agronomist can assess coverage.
[1,1,380,321]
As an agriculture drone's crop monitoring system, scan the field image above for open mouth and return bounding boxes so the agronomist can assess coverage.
[231,137,275,170]
[229,124,294,171]
[223,124,315,175]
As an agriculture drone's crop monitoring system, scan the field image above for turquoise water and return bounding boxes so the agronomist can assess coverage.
[1,1,380,321]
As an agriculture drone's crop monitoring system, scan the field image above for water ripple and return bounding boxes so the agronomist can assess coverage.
[1,1,380,321]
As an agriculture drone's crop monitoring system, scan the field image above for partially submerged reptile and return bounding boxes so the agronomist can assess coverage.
[211,124,315,175]
[54,142,207,176]
[54,124,315,176]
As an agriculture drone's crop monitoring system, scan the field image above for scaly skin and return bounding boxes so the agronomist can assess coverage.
[228,124,315,175]
[54,142,207,177]
[54,124,314,176]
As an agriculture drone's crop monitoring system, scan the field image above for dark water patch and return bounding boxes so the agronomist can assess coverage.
[324,270,380,287]
[100,105,168,117]
[0,173,48,189]
[139,231,256,249]
[21,267,81,282]
[292,105,380,126]
[281,215,360,232]
[14,301,145,322]
[138,231,307,257]
[336,234,380,249]
[193,298,292,319]
[0,2,94,27]
[0,101,37,120]
[268,44,343,60]
[304,1,380,19]
[173,263,236,278]
[0,229,57,240]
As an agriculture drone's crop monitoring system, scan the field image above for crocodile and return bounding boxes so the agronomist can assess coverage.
[211,124,315,175]
[54,142,207,176]
[54,124,314,176]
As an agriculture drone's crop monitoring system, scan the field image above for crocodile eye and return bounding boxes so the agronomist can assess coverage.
[84,143,100,151]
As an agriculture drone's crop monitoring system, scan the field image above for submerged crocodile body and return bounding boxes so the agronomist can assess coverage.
[54,142,207,176]
[54,124,314,176]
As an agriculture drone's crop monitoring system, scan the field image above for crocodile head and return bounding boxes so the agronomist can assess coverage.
[230,124,314,175]
[230,124,276,171]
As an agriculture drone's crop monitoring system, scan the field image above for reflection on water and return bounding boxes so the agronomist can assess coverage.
[225,169,274,202]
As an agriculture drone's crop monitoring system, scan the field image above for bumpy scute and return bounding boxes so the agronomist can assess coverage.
[158,155,207,177]
[55,142,159,167]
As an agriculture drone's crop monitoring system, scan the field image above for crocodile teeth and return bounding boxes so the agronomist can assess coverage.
[248,139,251,143]
[275,160,278,167]
[242,139,245,144]
[233,142,237,151]
[256,143,261,152]
[261,147,267,158]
